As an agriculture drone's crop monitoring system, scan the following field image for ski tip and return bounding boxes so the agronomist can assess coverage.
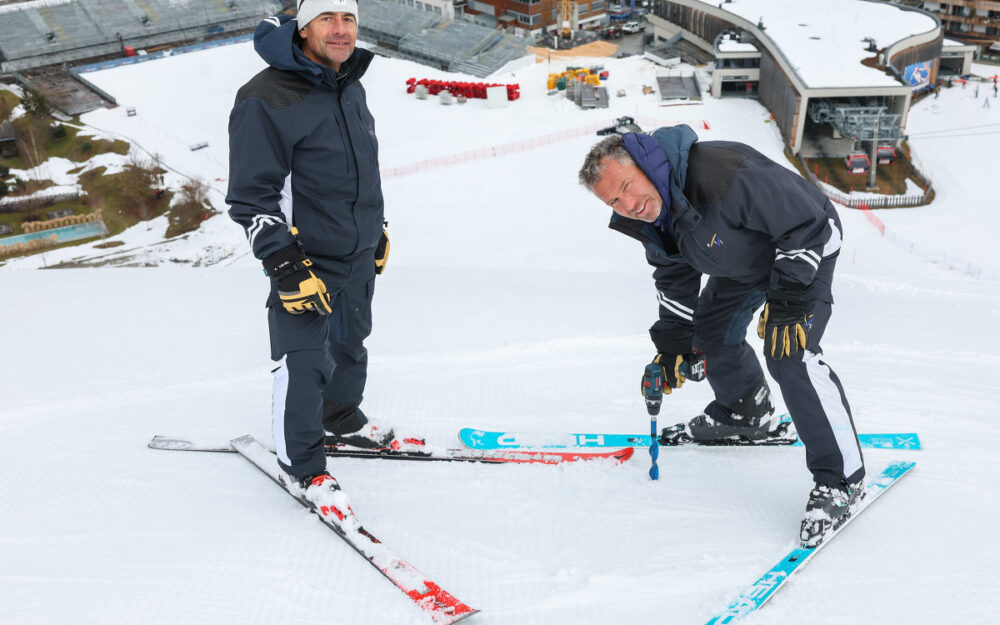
[441,608,480,624]
[614,447,635,463]
[410,581,479,625]
[457,428,485,448]
[148,435,197,451]
[547,447,634,464]
[229,434,256,451]
[428,605,479,625]
[861,433,922,450]
[882,460,917,478]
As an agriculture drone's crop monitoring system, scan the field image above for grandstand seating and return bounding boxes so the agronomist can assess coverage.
[1,0,531,80]
[0,0,281,72]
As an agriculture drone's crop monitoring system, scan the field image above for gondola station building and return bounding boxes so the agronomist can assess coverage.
[645,0,973,160]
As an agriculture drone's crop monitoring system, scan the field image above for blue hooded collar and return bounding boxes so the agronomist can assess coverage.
[252,14,372,86]
[622,132,673,226]
[608,125,699,248]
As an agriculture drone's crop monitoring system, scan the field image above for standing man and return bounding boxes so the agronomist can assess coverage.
[578,127,865,548]
[226,1,401,513]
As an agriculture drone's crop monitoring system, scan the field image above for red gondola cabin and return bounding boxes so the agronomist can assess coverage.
[844,153,871,175]
[876,146,896,165]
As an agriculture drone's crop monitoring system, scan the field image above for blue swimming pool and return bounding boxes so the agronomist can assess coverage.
[0,221,108,246]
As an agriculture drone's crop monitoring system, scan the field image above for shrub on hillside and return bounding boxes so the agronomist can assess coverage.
[166,178,216,238]
[22,90,48,117]
[118,155,164,221]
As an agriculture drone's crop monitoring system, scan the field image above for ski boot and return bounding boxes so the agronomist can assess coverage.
[800,479,867,548]
[323,403,425,451]
[280,470,359,529]
[659,381,791,445]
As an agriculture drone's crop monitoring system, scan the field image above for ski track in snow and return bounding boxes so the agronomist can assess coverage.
[1,34,999,625]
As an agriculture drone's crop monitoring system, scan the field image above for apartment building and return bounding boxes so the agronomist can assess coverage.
[898,1,1000,49]
[464,0,607,36]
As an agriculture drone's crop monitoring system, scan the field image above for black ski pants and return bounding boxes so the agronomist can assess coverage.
[692,254,865,486]
[267,258,376,478]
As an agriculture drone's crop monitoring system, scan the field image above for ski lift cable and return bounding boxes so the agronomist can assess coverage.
[907,122,1000,137]
[908,130,1000,139]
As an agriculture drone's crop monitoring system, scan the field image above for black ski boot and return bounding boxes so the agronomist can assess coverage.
[660,381,789,445]
[800,479,867,548]
[323,402,424,450]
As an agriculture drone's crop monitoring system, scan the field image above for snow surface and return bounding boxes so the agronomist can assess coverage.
[718,0,937,88]
[2,38,1000,625]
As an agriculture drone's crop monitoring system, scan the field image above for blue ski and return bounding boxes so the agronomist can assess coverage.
[705,460,916,624]
[458,419,920,450]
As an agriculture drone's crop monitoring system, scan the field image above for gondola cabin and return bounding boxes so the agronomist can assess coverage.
[876,146,896,165]
[844,153,871,175]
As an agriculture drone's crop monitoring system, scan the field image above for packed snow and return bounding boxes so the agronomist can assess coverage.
[2,28,999,625]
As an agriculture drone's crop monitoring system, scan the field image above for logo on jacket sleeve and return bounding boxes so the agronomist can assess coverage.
[706,233,724,248]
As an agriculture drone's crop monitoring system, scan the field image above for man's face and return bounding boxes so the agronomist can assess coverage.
[300,12,357,71]
[591,157,663,223]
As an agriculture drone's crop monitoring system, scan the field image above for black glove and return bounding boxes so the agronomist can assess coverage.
[263,240,332,316]
[374,227,389,275]
[757,290,810,360]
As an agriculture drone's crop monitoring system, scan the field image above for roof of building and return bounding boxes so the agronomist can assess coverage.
[716,0,937,89]
[716,36,758,54]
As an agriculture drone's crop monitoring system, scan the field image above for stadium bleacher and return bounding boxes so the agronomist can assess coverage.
[363,0,531,77]
[0,0,282,73]
[0,0,531,107]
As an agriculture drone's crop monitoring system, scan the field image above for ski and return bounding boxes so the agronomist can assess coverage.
[704,460,916,624]
[230,435,478,624]
[149,435,634,465]
[458,418,921,451]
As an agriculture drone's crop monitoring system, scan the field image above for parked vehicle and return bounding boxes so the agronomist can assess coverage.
[601,25,623,39]
[622,21,645,34]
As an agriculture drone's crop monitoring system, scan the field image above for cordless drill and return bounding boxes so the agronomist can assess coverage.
[641,353,707,416]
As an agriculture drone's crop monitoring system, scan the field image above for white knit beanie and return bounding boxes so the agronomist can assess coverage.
[296,0,359,28]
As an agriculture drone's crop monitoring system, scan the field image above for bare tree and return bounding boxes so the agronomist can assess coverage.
[118,153,162,221]
[166,177,215,238]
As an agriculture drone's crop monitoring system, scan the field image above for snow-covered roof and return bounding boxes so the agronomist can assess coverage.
[717,37,759,54]
[717,0,938,89]
[942,38,976,49]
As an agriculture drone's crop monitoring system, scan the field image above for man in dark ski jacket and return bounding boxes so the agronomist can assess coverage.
[579,126,865,548]
[226,0,402,514]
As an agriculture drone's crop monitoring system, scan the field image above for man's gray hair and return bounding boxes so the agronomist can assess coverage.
[578,134,635,191]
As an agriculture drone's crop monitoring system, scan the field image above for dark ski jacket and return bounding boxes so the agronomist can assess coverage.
[609,125,842,353]
[226,15,382,292]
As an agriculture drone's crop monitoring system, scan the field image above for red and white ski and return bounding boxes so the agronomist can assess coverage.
[230,435,477,624]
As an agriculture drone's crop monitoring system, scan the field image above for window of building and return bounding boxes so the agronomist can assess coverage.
[468,0,493,13]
